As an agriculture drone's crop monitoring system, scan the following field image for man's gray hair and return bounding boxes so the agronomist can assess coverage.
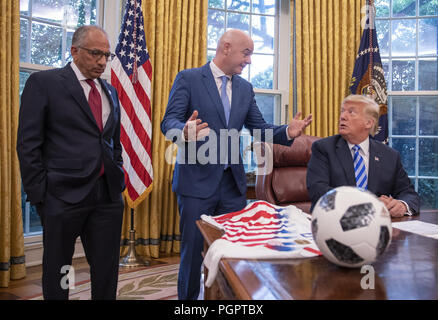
[72,25,108,47]
[342,94,380,136]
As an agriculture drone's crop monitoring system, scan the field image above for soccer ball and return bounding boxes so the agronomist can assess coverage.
[311,186,392,268]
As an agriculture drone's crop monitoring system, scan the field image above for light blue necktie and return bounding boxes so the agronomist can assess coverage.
[352,145,368,190]
[220,75,231,125]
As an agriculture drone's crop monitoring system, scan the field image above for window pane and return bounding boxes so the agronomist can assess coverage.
[209,0,225,9]
[391,96,416,135]
[227,0,250,12]
[20,18,28,62]
[19,71,32,96]
[65,0,98,27]
[29,204,43,234]
[376,20,389,57]
[418,179,438,209]
[252,0,276,15]
[375,0,390,17]
[252,15,275,54]
[32,0,66,24]
[241,93,280,173]
[391,19,416,56]
[250,54,274,89]
[391,138,416,176]
[21,185,43,235]
[20,0,30,15]
[64,29,75,63]
[240,131,255,172]
[392,59,415,91]
[208,9,225,49]
[207,49,215,62]
[418,58,438,91]
[19,72,42,235]
[382,59,390,85]
[419,138,438,176]
[393,0,416,17]
[420,0,438,16]
[227,12,250,32]
[419,19,438,56]
[240,63,249,81]
[419,96,438,136]
[31,21,63,67]
[254,93,277,124]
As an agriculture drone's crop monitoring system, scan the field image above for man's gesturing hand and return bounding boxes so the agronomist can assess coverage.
[183,110,210,141]
[287,112,313,139]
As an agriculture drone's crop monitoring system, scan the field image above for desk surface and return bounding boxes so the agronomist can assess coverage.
[197,210,438,300]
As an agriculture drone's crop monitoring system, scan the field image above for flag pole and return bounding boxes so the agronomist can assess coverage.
[119,208,150,267]
[113,0,153,267]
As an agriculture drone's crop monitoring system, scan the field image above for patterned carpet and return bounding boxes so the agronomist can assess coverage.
[27,264,179,300]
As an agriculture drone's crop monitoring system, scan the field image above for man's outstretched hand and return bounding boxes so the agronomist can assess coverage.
[287,112,313,139]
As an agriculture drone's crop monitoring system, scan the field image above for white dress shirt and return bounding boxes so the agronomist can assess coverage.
[210,60,232,106]
[70,61,111,128]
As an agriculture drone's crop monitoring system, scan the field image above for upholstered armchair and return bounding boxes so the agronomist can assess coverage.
[254,134,320,213]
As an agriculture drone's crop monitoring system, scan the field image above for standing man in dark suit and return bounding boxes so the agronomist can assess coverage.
[306,94,420,216]
[161,29,313,300]
[17,25,125,300]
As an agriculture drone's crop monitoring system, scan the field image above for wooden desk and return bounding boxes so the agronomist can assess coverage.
[197,210,438,300]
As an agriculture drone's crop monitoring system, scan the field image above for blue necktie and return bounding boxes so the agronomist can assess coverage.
[352,145,367,189]
[220,75,231,125]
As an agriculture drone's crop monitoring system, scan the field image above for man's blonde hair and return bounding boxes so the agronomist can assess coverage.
[342,94,380,136]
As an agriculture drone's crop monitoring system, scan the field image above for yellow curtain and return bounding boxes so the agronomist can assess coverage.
[0,1,25,287]
[120,0,208,258]
[291,0,366,138]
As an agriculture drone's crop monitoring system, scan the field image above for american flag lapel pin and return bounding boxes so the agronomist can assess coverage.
[375,156,379,162]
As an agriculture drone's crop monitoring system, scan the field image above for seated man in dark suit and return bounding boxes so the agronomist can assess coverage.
[306,94,420,217]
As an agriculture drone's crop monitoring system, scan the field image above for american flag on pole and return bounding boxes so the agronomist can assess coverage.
[350,0,388,143]
[201,201,321,287]
[111,0,153,208]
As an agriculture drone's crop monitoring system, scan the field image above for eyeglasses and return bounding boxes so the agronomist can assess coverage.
[78,46,116,61]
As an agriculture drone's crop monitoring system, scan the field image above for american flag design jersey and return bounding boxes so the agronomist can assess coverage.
[201,201,321,287]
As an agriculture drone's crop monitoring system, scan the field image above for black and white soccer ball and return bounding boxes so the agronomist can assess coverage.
[311,186,392,268]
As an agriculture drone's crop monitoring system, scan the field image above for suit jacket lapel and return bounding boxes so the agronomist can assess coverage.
[336,136,356,186]
[229,75,240,129]
[59,64,101,130]
[367,138,381,194]
[201,63,227,127]
[99,78,115,133]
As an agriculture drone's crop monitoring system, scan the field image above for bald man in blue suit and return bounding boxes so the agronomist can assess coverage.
[161,29,313,300]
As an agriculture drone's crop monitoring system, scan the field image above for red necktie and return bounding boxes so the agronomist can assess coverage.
[85,79,103,131]
[85,79,104,176]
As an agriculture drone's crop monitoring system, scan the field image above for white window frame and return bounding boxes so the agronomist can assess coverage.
[377,0,438,209]
[388,91,438,192]
[207,0,290,124]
